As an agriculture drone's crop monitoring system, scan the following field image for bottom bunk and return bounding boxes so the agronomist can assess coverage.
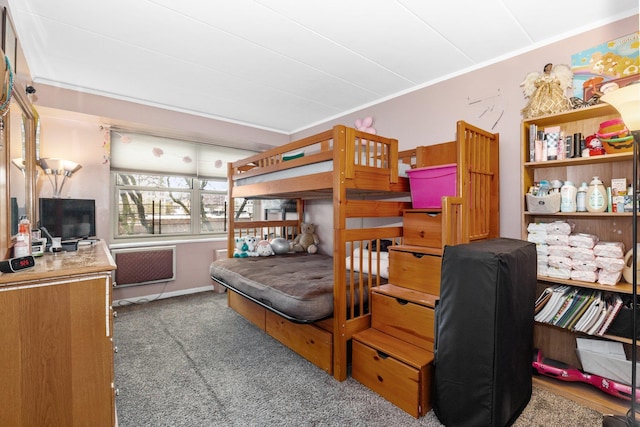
[225,289,335,374]
[210,220,404,380]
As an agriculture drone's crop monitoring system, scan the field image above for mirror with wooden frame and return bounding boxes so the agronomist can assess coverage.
[0,6,36,258]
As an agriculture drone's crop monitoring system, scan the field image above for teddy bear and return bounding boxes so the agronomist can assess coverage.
[244,235,260,257]
[256,239,274,256]
[233,237,248,258]
[290,222,319,254]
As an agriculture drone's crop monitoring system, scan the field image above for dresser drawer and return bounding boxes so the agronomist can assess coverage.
[371,291,435,351]
[352,329,433,418]
[403,210,442,248]
[389,248,441,295]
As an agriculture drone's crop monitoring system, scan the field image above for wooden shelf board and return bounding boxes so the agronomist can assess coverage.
[533,375,632,416]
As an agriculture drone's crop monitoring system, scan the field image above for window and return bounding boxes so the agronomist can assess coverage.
[110,130,256,239]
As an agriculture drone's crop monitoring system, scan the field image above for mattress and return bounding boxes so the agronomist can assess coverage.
[236,160,411,186]
[345,248,389,279]
[210,253,334,322]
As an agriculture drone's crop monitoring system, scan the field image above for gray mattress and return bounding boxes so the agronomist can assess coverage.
[210,253,370,322]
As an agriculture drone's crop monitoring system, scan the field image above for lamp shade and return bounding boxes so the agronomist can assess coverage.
[11,158,25,172]
[38,158,82,197]
[600,83,640,131]
[39,158,82,177]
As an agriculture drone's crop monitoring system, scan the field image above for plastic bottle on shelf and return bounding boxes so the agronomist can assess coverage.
[586,176,607,213]
[560,181,577,212]
[576,182,588,212]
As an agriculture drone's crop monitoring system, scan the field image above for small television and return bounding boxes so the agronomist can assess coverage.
[38,198,96,240]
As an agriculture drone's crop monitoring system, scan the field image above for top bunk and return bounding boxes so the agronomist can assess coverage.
[228,125,412,200]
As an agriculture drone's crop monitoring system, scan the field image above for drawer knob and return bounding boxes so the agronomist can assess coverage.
[419,231,425,238]
[377,375,384,382]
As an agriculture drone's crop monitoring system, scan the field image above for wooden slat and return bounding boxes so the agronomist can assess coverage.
[345,200,410,218]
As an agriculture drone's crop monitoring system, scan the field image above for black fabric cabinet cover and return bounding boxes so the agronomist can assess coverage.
[433,238,537,427]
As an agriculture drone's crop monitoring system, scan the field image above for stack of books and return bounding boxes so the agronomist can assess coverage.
[535,285,624,336]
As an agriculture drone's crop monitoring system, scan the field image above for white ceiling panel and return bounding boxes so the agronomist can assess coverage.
[401,0,532,63]
[6,0,639,133]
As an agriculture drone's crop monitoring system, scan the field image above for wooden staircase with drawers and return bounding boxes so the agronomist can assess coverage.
[352,209,451,418]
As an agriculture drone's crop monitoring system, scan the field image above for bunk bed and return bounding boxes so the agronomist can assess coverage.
[210,122,500,382]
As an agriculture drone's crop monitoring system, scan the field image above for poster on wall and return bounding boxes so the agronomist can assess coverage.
[571,32,639,100]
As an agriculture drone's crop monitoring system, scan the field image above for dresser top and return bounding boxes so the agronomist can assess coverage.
[0,240,116,285]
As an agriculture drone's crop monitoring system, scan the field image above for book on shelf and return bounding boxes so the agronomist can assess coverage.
[550,288,579,326]
[557,289,594,329]
[596,293,624,336]
[566,290,596,331]
[534,285,571,323]
[534,286,553,315]
[576,292,606,334]
[533,286,627,338]
[528,124,536,162]
[586,298,611,336]
[573,291,602,333]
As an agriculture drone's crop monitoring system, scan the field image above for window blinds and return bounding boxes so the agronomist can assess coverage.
[109,130,256,178]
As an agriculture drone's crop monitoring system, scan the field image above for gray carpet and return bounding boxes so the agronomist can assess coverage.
[113,291,604,426]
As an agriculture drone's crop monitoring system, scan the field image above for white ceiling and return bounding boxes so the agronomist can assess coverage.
[7,0,639,134]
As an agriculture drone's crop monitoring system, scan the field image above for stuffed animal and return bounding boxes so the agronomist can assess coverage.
[291,222,319,254]
[233,237,248,258]
[256,239,274,256]
[270,237,290,255]
[355,116,376,134]
[244,235,259,257]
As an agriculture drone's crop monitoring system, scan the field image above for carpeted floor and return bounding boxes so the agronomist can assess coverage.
[113,291,604,426]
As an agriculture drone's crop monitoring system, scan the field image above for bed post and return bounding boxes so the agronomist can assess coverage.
[332,125,349,381]
[456,121,500,242]
[227,161,235,257]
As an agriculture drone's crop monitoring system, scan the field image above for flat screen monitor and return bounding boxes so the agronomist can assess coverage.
[38,198,96,240]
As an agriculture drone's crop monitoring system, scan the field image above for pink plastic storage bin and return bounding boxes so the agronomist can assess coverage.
[407,164,457,208]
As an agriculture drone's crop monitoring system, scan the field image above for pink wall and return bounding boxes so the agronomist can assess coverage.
[293,15,639,241]
[30,15,639,300]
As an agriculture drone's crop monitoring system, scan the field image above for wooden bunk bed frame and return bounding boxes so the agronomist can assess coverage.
[415,120,501,243]
[220,122,499,382]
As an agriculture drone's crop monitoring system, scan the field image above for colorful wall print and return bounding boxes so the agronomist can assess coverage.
[571,32,639,100]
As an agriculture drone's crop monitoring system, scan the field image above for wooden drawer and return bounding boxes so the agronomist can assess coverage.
[371,286,436,351]
[403,210,442,248]
[228,290,266,330]
[265,310,333,374]
[389,247,442,295]
[352,329,433,418]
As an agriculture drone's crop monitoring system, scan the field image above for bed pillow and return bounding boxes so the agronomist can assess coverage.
[368,239,393,252]
[346,248,389,278]
[283,150,304,161]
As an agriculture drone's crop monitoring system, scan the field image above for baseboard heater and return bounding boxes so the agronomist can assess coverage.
[111,245,176,287]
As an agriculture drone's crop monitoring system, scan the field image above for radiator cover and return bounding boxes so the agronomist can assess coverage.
[112,246,176,287]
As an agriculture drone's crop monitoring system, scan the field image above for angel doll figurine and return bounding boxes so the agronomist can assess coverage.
[521,63,573,119]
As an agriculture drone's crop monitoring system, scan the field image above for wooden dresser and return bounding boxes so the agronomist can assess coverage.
[0,241,117,427]
[352,210,441,418]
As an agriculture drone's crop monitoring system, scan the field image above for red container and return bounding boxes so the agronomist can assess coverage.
[407,164,457,208]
